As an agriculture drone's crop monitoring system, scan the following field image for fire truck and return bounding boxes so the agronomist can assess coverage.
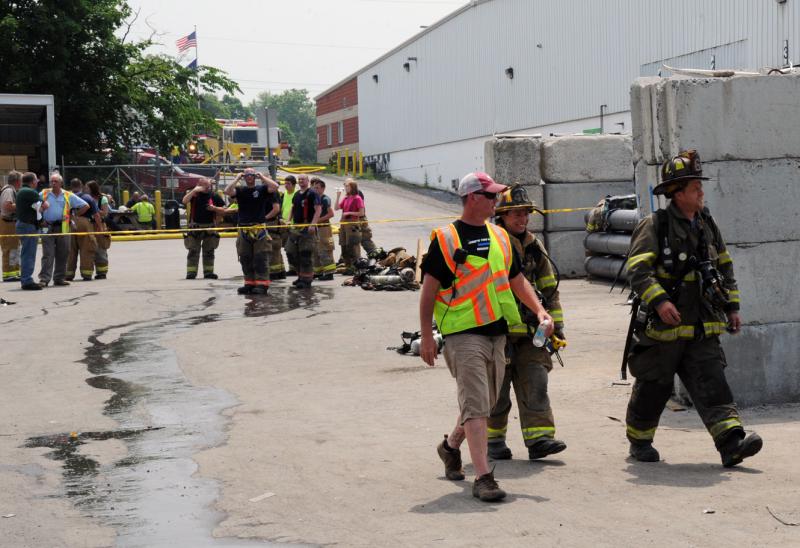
[194,111,286,164]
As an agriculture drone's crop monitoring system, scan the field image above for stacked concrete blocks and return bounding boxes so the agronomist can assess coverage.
[485,135,636,278]
[541,135,635,278]
[630,72,800,406]
[484,137,544,233]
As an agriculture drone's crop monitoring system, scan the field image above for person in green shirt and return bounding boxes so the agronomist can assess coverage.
[280,175,298,274]
[131,195,156,230]
[14,172,44,289]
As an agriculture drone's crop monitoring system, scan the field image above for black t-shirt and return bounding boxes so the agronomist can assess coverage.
[189,191,225,224]
[319,194,331,218]
[291,188,321,225]
[235,184,275,225]
[421,220,522,336]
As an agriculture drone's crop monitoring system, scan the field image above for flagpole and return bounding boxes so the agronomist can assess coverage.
[194,25,200,107]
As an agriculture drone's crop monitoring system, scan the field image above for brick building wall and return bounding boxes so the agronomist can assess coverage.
[316,77,359,164]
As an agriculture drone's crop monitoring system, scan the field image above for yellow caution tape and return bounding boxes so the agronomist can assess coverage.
[0,206,596,239]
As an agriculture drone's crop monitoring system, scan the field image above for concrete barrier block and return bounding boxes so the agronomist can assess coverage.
[542,135,633,182]
[701,159,800,244]
[728,240,800,326]
[523,183,545,234]
[484,137,542,186]
[657,73,800,162]
[544,230,587,278]
[630,77,663,165]
[633,161,664,216]
[722,322,800,406]
[544,181,635,231]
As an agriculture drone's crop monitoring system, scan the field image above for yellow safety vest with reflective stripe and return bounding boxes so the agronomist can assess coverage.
[41,189,73,234]
[433,222,521,335]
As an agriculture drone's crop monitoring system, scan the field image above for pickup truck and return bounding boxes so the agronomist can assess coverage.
[132,152,207,194]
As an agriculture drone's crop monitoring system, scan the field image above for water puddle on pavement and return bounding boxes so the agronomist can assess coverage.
[24,286,332,546]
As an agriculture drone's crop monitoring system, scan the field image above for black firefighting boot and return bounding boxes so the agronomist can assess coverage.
[487,440,512,460]
[528,439,567,460]
[251,285,268,295]
[629,442,660,462]
[237,285,252,295]
[720,432,762,468]
[436,435,465,481]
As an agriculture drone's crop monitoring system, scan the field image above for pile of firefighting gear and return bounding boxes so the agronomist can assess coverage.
[389,324,444,355]
[342,247,420,291]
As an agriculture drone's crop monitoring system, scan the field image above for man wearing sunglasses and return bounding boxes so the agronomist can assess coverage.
[419,172,553,502]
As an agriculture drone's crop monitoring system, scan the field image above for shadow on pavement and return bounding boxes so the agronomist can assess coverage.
[410,483,549,514]
[624,460,762,487]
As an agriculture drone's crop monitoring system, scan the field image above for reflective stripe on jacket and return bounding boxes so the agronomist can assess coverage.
[626,203,739,341]
[433,222,521,335]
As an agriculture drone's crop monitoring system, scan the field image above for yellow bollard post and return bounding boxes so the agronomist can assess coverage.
[154,190,162,230]
[359,152,364,176]
[122,189,130,207]
[353,152,358,176]
[336,151,341,176]
[344,148,349,175]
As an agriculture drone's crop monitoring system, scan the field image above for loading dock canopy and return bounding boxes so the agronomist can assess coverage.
[0,94,56,175]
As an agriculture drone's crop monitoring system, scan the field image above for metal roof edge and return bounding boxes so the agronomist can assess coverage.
[0,93,55,106]
[313,0,493,101]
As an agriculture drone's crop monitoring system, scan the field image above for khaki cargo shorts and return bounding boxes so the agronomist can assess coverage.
[443,333,507,423]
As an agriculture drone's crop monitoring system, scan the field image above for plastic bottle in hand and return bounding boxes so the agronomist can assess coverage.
[532,319,551,348]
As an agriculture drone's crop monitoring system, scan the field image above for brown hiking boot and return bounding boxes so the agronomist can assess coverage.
[436,435,464,481]
[472,470,506,502]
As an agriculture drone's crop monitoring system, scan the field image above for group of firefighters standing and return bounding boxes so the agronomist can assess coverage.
[0,171,111,290]
[420,150,762,503]
[181,168,377,293]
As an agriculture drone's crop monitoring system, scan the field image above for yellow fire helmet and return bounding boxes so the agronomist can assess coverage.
[495,183,543,215]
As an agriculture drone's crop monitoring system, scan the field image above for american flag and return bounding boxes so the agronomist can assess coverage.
[176,31,197,52]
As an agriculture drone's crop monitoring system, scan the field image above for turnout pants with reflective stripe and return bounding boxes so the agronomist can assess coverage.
[285,229,316,278]
[313,223,336,275]
[360,218,376,254]
[236,228,271,287]
[339,224,361,268]
[625,335,743,449]
[66,217,97,280]
[267,223,286,275]
[0,218,20,280]
[94,246,109,276]
[488,337,556,446]
[184,225,220,275]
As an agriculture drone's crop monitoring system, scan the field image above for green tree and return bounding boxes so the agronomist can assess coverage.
[250,89,316,162]
[221,95,253,119]
[0,0,238,162]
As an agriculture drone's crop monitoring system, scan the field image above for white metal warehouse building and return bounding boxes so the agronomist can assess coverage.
[317,0,799,189]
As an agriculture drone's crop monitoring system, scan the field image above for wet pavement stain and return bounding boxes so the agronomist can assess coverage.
[24,286,332,547]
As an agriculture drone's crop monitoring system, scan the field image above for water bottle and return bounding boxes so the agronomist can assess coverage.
[532,319,551,348]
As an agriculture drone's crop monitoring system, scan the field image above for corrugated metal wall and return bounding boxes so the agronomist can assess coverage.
[357,0,800,156]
